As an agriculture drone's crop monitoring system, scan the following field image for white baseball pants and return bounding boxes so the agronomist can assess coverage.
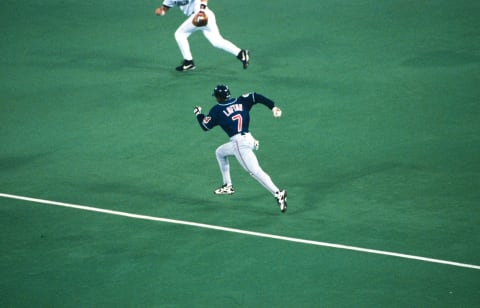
[215,133,280,196]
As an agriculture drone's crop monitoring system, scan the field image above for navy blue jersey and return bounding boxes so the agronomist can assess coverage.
[197,92,275,137]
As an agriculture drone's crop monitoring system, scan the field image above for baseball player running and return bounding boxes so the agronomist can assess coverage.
[193,85,287,213]
[155,0,250,71]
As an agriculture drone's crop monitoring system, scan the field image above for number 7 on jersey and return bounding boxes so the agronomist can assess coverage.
[232,114,243,132]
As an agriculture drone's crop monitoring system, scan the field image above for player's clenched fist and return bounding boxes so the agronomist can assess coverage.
[272,106,282,118]
[193,106,202,116]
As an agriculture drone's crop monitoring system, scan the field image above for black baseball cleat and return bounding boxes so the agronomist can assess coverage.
[275,189,287,213]
[237,49,249,69]
[176,60,196,71]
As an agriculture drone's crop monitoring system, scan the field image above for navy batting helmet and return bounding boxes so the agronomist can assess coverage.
[212,84,231,99]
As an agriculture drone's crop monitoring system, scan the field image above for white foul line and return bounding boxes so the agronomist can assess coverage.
[1,193,479,270]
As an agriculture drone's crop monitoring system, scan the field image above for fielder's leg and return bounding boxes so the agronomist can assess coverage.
[201,9,248,68]
[201,9,241,55]
[174,16,199,70]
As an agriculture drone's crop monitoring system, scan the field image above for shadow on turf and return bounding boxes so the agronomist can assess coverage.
[0,152,53,171]
[76,180,285,216]
[402,50,480,67]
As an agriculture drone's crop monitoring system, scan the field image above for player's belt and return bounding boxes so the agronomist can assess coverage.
[230,132,251,140]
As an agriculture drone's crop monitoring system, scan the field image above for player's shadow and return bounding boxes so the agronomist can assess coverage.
[75,180,233,215]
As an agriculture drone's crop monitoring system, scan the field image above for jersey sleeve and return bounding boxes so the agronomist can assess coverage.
[195,114,208,131]
[251,92,275,109]
[201,114,216,130]
[196,106,218,131]
[162,0,174,8]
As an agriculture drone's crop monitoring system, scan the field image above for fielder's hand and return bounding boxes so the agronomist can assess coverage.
[272,106,282,118]
[155,6,167,16]
[194,106,202,116]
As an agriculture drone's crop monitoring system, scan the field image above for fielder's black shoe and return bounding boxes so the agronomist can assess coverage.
[275,189,287,213]
[237,49,249,69]
[176,60,196,71]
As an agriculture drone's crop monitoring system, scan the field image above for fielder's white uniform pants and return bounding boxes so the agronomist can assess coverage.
[175,8,241,61]
[215,133,280,196]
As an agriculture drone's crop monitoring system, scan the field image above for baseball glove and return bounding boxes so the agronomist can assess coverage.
[192,11,208,27]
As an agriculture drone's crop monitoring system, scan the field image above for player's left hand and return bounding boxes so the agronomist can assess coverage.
[194,106,202,116]
[272,106,282,118]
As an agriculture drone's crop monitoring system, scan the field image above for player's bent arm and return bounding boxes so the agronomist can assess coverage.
[251,93,282,118]
[197,116,209,131]
[193,106,208,131]
[252,92,275,109]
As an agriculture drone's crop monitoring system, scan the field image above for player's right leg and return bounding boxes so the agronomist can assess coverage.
[214,142,235,194]
[174,18,198,71]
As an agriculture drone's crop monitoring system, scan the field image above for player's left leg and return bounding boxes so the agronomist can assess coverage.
[235,143,287,212]
[232,136,280,196]
[201,9,249,68]
[201,9,241,55]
